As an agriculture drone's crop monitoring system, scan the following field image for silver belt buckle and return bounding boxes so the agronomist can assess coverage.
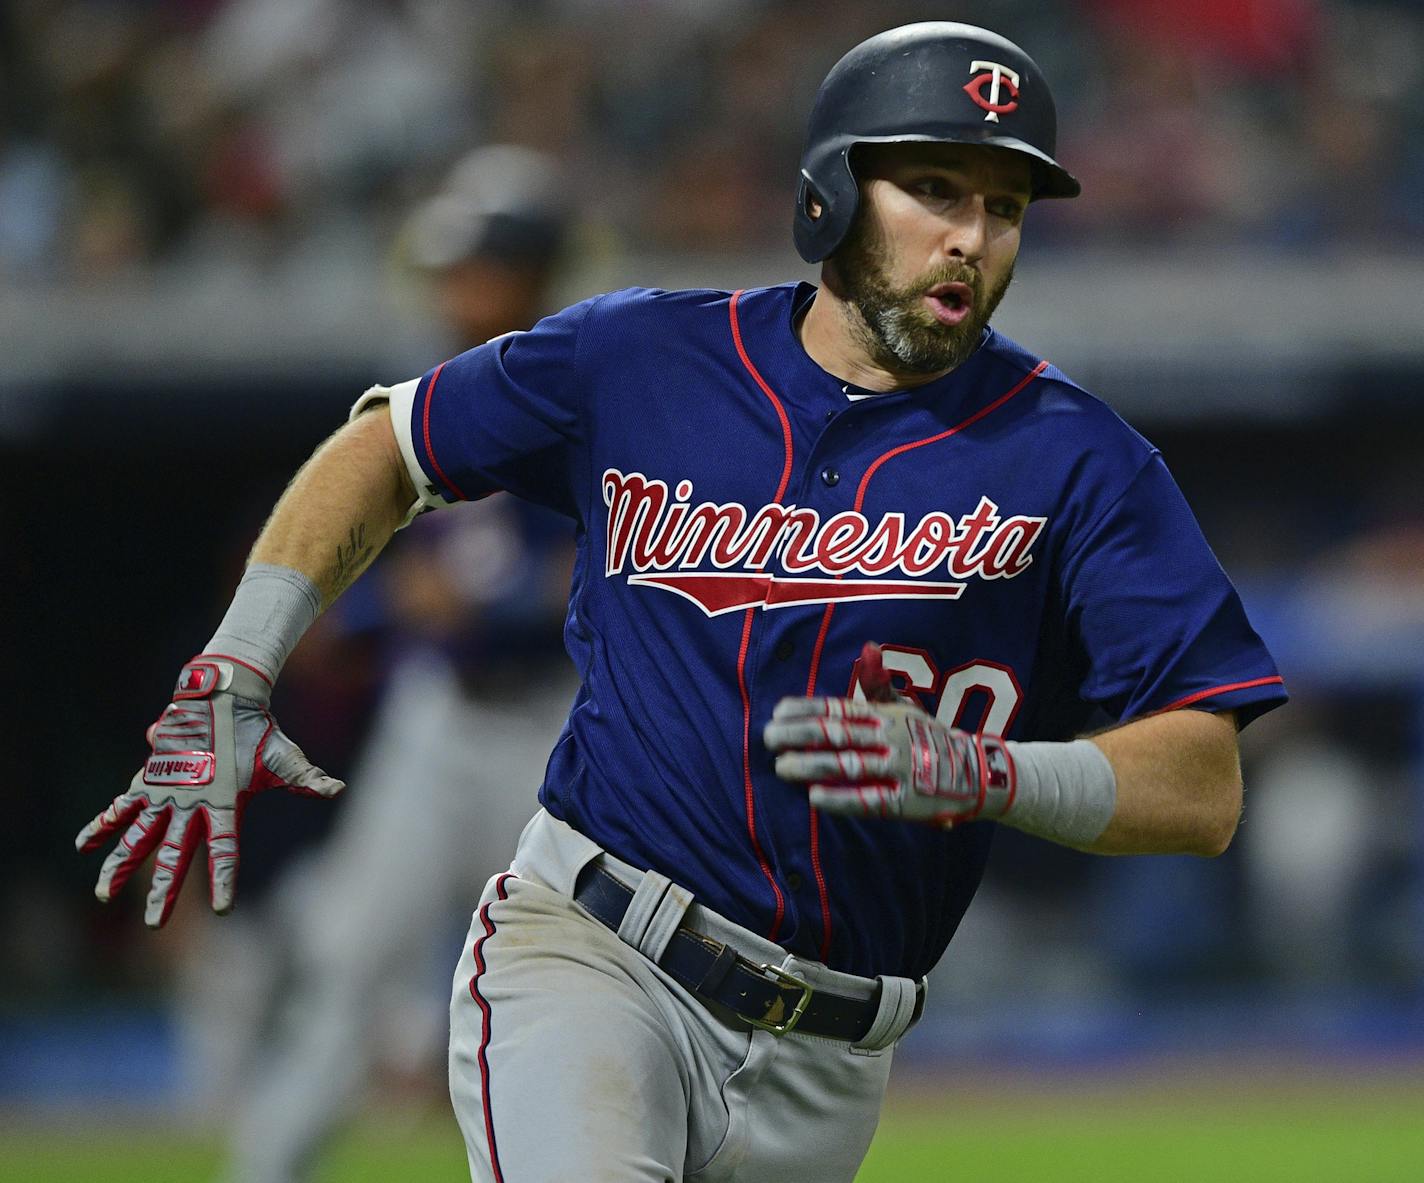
[746,962,813,1036]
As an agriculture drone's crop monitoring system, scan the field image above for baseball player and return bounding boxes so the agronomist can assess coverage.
[78,23,1286,1183]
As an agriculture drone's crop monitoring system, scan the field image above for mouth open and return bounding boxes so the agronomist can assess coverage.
[922,280,979,324]
[923,281,975,327]
[922,281,979,328]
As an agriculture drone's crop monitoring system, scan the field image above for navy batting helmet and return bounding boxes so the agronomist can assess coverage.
[793,22,1081,263]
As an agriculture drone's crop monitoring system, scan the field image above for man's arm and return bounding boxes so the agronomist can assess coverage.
[765,644,1244,858]
[1083,708,1240,856]
[248,404,416,606]
[76,406,421,926]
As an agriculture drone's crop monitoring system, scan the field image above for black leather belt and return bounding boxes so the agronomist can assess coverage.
[573,865,914,1041]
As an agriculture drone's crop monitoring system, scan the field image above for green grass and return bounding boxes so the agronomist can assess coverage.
[5,1074,1423,1182]
[857,1091,1424,1182]
[0,1117,467,1183]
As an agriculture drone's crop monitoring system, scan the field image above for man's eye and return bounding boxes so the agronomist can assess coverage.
[990,201,1024,221]
[914,178,950,199]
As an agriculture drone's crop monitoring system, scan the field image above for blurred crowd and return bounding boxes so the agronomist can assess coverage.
[2,0,1423,285]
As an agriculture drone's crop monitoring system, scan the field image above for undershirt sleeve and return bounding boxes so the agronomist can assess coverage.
[349,378,437,523]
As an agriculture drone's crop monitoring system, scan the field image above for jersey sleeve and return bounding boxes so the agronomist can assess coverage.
[1060,454,1286,727]
[404,294,603,517]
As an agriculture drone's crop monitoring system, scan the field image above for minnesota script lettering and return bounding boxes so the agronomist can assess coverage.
[601,469,1046,615]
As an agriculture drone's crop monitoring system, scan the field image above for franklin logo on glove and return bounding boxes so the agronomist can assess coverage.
[76,649,344,928]
[142,754,217,786]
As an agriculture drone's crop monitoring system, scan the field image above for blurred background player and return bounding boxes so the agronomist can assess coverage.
[176,144,578,1183]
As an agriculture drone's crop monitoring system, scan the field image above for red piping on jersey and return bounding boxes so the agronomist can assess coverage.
[730,291,794,503]
[804,360,1050,697]
[735,605,785,939]
[807,807,833,961]
[1153,675,1285,714]
[467,872,514,1182]
[420,362,471,501]
[729,289,790,942]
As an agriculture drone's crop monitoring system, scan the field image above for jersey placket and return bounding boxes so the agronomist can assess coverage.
[739,392,885,962]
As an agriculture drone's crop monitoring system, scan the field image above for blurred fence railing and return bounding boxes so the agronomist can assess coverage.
[3,251,1422,426]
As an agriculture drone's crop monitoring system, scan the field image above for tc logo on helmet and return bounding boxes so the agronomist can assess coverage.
[963,60,1020,123]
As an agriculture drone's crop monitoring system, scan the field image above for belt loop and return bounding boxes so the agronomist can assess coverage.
[614,869,694,962]
[851,974,920,1052]
[510,809,603,897]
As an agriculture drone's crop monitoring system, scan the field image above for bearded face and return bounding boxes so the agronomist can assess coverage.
[834,207,1016,376]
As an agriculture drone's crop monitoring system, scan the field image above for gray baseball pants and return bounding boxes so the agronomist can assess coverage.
[448,809,924,1182]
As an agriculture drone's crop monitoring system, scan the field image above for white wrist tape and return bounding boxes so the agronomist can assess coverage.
[203,563,321,682]
[1001,738,1117,846]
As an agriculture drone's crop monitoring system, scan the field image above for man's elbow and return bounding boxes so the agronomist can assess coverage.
[1191,772,1243,858]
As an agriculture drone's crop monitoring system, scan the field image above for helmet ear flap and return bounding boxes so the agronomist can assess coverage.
[799,173,824,220]
[794,153,860,263]
[794,170,841,263]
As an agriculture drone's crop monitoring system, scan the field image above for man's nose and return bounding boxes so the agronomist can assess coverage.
[943,198,988,263]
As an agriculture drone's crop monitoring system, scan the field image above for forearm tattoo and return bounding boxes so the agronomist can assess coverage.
[332,523,375,597]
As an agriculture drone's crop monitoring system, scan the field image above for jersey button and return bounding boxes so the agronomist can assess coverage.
[820,467,840,487]
[773,638,795,661]
[786,872,804,890]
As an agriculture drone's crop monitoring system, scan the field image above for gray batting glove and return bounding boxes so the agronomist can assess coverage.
[764,695,1015,828]
[75,655,344,928]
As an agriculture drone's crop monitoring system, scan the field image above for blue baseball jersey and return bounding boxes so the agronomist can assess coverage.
[387,282,1286,980]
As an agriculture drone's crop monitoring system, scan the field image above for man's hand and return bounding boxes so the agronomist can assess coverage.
[764,649,1014,828]
[75,655,344,928]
